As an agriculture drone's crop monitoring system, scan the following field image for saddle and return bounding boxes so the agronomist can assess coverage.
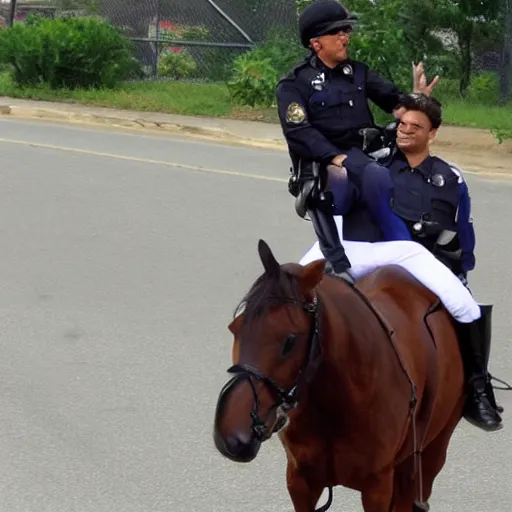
[292,162,331,219]
[360,121,398,161]
[290,121,399,218]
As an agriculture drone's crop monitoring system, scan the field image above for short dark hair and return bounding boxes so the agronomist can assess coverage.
[396,93,443,129]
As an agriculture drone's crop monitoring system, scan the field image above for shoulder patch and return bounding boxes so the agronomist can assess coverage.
[285,102,307,124]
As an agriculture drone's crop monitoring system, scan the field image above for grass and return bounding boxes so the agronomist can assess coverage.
[0,72,510,137]
[0,72,233,117]
[442,101,512,132]
[0,72,279,122]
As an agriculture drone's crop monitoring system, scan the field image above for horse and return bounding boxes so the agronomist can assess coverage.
[213,239,467,512]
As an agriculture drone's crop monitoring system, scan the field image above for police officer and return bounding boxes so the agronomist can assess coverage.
[276,0,438,282]
[374,93,503,432]
[385,94,475,281]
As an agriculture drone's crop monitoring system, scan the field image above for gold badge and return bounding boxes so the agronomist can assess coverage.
[285,102,306,124]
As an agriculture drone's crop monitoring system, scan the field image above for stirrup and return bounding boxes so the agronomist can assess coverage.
[487,373,512,413]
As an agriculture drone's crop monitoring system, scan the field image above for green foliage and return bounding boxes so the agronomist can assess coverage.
[348,0,412,93]
[466,72,500,105]
[296,0,313,13]
[491,127,512,144]
[228,54,281,107]
[0,15,139,89]
[227,32,306,107]
[401,0,504,96]
[158,49,198,79]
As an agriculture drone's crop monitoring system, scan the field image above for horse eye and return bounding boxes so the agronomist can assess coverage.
[282,334,297,357]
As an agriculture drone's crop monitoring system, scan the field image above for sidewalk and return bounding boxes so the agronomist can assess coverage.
[0,96,287,150]
[0,96,510,175]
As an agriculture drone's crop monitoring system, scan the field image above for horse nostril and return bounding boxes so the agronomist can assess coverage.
[222,433,261,463]
[225,435,243,453]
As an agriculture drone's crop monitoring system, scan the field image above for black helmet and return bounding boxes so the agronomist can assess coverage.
[299,0,356,48]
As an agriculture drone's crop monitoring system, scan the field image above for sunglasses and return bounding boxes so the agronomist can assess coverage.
[322,25,353,36]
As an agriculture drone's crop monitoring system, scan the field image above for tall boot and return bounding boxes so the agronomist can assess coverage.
[479,305,504,414]
[307,207,354,284]
[456,304,503,432]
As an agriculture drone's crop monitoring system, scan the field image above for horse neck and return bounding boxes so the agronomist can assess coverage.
[312,281,393,406]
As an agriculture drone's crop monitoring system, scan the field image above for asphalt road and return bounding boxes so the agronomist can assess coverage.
[0,118,510,512]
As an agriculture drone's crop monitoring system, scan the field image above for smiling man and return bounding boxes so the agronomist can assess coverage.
[386,93,475,282]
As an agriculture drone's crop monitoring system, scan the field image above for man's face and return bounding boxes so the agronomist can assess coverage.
[311,27,351,65]
[396,109,436,153]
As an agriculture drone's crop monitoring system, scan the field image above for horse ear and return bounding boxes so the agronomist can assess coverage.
[228,313,243,335]
[258,239,280,277]
[299,258,326,293]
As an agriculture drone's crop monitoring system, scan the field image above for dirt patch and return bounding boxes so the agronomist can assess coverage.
[432,125,512,176]
[226,109,512,176]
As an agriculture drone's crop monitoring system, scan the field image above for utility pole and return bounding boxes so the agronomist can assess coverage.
[7,0,17,26]
[499,0,512,104]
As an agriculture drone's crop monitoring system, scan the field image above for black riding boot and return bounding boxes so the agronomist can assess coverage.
[307,207,354,284]
[456,305,503,432]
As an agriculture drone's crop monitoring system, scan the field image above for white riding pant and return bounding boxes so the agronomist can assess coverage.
[299,217,481,323]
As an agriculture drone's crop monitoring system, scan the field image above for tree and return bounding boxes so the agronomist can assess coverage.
[402,0,502,96]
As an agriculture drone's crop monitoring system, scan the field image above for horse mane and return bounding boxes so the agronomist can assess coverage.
[233,266,303,326]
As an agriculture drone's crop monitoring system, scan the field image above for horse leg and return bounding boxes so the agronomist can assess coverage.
[360,469,395,512]
[412,404,463,510]
[391,455,416,512]
[391,403,463,512]
[286,463,326,512]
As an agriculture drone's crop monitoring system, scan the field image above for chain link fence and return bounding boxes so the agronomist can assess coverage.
[0,0,511,101]
[105,0,297,82]
[0,0,298,82]
[468,0,512,105]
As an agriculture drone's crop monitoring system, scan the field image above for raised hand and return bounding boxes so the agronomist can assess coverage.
[412,61,439,96]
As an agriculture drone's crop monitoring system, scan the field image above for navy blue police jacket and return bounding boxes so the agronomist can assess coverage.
[275,53,404,164]
[341,150,476,275]
[385,150,476,274]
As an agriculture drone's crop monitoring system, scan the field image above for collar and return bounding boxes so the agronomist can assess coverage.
[392,150,434,179]
[309,54,355,78]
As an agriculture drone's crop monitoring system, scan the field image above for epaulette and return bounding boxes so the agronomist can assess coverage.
[431,156,464,184]
[278,56,312,84]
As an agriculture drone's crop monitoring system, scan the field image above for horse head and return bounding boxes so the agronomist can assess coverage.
[213,239,326,463]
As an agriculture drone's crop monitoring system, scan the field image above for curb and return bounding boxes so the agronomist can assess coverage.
[0,104,288,152]
[0,101,510,161]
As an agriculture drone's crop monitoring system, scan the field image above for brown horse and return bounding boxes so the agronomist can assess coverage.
[213,239,467,512]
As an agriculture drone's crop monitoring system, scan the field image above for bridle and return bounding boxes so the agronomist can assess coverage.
[225,293,323,442]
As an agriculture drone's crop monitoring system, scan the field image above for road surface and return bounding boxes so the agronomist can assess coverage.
[0,118,510,512]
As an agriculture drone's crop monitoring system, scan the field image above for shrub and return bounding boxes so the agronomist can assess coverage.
[0,15,140,89]
[228,54,281,107]
[467,72,500,105]
[158,49,198,79]
[228,32,306,107]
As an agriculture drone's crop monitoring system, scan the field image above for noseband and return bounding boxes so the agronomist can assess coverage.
[226,293,322,441]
